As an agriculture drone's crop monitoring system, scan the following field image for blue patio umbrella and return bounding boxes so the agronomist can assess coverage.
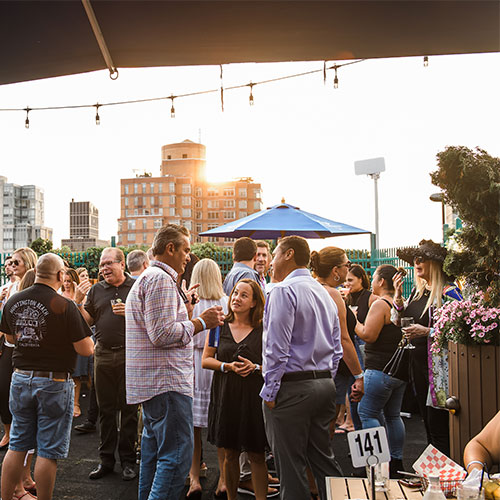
[199,201,370,239]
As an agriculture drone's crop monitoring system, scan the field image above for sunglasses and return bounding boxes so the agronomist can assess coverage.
[338,261,352,269]
[10,260,21,266]
[414,257,427,265]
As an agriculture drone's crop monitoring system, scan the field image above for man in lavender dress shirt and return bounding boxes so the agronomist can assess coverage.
[260,236,343,500]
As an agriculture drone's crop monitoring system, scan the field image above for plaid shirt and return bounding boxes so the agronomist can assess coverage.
[125,260,195,404]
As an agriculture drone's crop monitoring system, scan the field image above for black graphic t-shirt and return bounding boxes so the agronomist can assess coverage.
[0,283,92,373]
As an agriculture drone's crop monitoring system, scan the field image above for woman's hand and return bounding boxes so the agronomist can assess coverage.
[229,356,256,378]
[403,323,430,339]
[393,272,404,301]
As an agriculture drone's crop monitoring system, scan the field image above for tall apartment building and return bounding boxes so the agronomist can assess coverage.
[0,176,52,253]
[61,200,109,251]
[117,140,263,247]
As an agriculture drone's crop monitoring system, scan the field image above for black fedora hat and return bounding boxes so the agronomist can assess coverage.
[397,239,447,266]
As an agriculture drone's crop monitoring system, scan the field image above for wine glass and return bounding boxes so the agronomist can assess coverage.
[401,317,416,350]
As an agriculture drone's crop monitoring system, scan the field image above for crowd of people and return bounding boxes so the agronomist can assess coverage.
[0,228,465,500]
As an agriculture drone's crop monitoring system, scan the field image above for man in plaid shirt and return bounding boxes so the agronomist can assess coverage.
[126,224,224,500]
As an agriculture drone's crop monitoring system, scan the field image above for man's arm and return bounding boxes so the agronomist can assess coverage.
[75,280,94,326]
[259,287,295,404]
[73,337,95,357]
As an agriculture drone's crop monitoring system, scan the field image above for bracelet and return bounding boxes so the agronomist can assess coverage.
[466,460,486,471]
[197,317,207,330]
[393,300,404,311]
[254,364,261,372]
[76,303,84,307]
[220,362,225,373]
[354,371,364,380]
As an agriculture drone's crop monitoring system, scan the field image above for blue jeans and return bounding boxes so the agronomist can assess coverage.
[9,371,74,459]
[358,369,406,459]
[139,391,193,500]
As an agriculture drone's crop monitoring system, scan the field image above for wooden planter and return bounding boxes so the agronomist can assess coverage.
[448,341,500,464]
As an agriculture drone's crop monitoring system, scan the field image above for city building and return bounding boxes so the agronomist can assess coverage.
[61,199,109,251]
[0,176,53,253]
[117,140,263,247]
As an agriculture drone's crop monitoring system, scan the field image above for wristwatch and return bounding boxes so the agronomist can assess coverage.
[354,371,364,380]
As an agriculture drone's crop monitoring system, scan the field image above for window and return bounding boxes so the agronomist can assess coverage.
[128,220,136,230]
[125,209,129,217]
[154,219,162,229]
[223,188,235,196]
[150,183,155,193]
[141,219,147,229]
[127,233,135,242]
[169,182,175,193]
[195,187,202,197]
[208,200,219,208]
[124,184,129,194]
[195,211,202,220]
[223,199,235,208]
[254,200,262,210]
[208,212,219,219]
[254,189,261,199]
[208,223,218,230]
[143,233,148,242]
[196,223,203,233]
[158,196,163,205]
[168,207,176,216]
[238,188,247,197]
[169,195,176,205]
[182,208,192,218]
[181,196,191,206]
[184,220,192,230]
[181,184,191,194]
[182,154,187,158]
[207,188,218,197]
[239,200,247,209]
[124,197,129,206]
[224,211,235,219]
[142,183,146,193]
[134,183,138,194]
[158,184,163,193]
[239,211,248,218]
[195,200,202,208]
[150,196,155,205]
[134,196,139,205]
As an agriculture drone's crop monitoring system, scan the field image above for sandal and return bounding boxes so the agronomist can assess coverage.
[12,492,37,500]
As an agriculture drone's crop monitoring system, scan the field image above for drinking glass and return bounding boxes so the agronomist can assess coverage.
[366,463,389,492]
[456,483,485,500]
[401,317,416,350]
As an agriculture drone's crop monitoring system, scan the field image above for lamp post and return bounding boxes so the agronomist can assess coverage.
[354,157,386,250]
[429,192,446,243]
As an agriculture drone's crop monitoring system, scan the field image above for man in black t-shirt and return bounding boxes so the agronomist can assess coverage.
[75,247,138,481]
[0,253,94,500]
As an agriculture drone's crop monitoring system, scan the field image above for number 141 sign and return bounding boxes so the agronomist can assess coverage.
[347,426,391,468]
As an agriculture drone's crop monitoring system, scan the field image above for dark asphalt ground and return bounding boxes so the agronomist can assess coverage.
[0,387,428,500]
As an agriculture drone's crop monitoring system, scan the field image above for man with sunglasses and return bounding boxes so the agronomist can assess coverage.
[0,253,94,500]
[75,248,139,482]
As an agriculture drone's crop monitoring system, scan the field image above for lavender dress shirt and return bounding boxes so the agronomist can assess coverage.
[260,268,343,402]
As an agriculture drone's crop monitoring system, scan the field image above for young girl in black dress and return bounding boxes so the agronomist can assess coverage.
[202,279,268,500]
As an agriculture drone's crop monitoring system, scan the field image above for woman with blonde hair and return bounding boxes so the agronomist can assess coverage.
[203,279,268,500]
[394,239,462,456]
[0,247,37,498]
[187,259,229,499]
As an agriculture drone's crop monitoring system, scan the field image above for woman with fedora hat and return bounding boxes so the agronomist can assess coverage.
[393,239,462,456]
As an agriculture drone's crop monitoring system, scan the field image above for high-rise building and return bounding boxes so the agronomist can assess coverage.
[61,200,109,251]
[117,140,263,247]
[0,176,53,253]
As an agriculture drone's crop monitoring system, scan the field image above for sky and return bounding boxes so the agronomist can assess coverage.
[0,52,498,252]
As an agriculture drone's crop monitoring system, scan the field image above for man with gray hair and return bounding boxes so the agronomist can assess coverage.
[126,249,149,278]
[126,224,225,500]
[0,253,94,500]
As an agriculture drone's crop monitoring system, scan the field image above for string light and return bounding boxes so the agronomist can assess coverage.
[24,107,30,129]
[423,56,429,67]
[333,65,339,89]
[95,103,100,125]
[170,95,175,118]
[323,61,327,85]
[3,59,366,128]
[219,64,224,112]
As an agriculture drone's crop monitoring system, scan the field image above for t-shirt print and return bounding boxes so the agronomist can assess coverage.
[10,299,49,348]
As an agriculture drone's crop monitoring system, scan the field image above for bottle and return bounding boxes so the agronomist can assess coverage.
[423,476,446,500]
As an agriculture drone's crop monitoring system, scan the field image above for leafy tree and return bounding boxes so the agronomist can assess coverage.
[30,238,53,256]
[191,242,232,261]
[430,146,500,303]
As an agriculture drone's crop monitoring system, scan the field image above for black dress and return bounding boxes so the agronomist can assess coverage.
[207,321,267,453]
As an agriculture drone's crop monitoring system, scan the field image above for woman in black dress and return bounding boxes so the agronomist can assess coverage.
[202,279,267,500]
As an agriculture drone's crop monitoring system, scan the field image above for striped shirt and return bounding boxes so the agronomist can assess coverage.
[125,260,195,404]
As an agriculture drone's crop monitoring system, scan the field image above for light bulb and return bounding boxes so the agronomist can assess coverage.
[249,83,254,106]
[424,56,429,67]
[333,66,339,89]
[95,104,101,125]
[170,96,175,118]
[25,108,30,129]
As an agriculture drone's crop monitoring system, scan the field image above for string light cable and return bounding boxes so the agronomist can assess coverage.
[1,59,366,124]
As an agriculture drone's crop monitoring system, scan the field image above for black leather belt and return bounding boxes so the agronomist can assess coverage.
[282,370,332,382]
[15,369,70,381]
[97,342,124,350]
